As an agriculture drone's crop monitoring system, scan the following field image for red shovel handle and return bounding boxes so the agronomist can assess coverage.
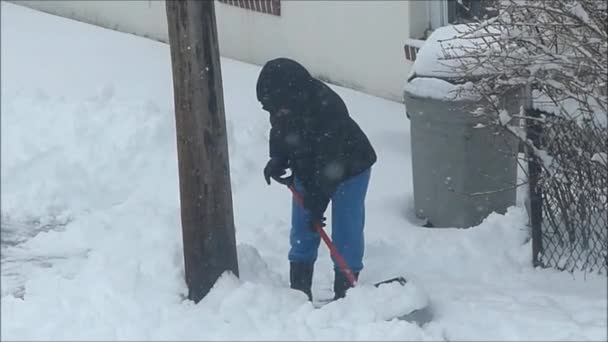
[288,185,358,287]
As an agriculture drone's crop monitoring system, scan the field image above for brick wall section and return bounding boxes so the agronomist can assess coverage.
[218,0,281,16]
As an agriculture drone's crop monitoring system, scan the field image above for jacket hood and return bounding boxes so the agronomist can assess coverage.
[256,58,314,113]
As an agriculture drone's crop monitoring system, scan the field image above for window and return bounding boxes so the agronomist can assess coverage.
[447,0,498,24]
[218,0,281,16]
[406,0,499,62]
[428,0,498,30]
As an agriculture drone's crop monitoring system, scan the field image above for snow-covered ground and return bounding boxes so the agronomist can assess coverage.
[1,3,606,341]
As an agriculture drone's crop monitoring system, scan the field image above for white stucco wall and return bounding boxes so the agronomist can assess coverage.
[13,1,169,42]
[12,0,428,101]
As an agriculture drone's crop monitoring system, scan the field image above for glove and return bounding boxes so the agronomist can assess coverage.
[263,158,289,185]
[303,193,327,232]
[309,215,326,233]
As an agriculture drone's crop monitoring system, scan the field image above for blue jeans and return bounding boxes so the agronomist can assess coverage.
[289,168,371,272]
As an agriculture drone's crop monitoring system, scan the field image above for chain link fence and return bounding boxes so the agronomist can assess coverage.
[528,109,607,274]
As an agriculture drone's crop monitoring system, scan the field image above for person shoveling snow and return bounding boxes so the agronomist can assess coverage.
[255,58,432,323]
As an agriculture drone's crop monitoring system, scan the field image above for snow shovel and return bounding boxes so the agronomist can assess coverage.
[278,176,433,325]
[285,182,406,287]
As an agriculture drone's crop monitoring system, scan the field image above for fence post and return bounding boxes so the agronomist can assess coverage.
[524,84,544,268]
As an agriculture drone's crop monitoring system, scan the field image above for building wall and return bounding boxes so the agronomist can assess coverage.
[13,1,170,42]
[13,0,428,101]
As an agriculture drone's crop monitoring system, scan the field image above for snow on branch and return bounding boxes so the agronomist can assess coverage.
[442,0,607,128]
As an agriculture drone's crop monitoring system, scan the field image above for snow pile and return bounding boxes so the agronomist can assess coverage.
[403,77,479,101]
[2,3,606,341]
[327,281,429,322]
[404,24,489,102]
[409,23,500,79]
[1,253,431,340]
[1,89,179,219]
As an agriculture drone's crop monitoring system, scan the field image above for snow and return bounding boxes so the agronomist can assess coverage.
[404,24,492,103]
[567,1,603,37]
[2,3,607,341]
[532,89,607,128]
[409,23,500,79]
[403,77,479,101]
[499,109,513,125]
[591,153,607,167]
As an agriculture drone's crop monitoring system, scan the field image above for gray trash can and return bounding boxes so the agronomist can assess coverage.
[403,76,522,228]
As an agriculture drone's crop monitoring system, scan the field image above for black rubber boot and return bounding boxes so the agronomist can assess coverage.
[333,270,360,300]
[290,262,314,301]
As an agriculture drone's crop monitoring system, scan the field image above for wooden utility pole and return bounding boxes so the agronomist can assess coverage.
[166,0,239,303]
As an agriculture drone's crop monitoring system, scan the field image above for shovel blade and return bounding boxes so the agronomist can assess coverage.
[372,276,434,325]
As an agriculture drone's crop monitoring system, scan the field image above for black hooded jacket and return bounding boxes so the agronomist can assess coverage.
[256,58,377,216]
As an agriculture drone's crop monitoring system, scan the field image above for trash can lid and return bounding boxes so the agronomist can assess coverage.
[408,23,500,81]
[404,77,479,101]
